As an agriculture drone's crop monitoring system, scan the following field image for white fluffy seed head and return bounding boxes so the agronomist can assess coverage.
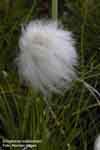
[16,20,78,95]
[94,135,100,150]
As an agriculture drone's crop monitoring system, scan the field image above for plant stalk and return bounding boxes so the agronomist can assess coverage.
[52,0,58,20]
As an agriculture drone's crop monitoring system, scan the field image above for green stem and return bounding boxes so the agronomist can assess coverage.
[5,0,10,14]
[80,0,88,71]
[52,0,58,20]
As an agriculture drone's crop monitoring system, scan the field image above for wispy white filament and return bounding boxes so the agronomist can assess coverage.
[16,20,77,95]
[94,135,100,150]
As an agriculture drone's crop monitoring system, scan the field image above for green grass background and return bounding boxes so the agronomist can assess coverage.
[0,0,100,149]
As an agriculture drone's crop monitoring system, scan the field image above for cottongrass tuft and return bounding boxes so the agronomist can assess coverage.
[94,135,100,150]
[16,20,78,95]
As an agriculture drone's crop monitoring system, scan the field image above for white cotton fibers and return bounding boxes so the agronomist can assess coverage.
[94,135,100,150]
[16,20,78,95]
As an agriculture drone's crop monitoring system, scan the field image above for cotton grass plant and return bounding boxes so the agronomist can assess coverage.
[16,19,78,136]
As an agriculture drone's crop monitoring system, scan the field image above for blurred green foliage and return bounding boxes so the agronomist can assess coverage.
[0,0,100,149]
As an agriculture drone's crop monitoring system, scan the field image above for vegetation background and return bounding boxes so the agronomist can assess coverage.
[0,0,100,149]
